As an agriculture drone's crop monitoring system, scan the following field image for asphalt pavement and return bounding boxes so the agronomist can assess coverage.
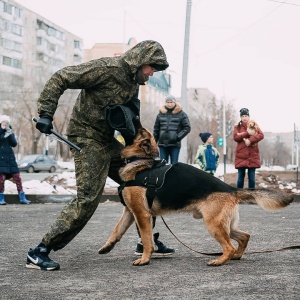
[0,199,299,300]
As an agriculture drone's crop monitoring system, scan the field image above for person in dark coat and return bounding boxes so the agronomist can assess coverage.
[0,115,30,205]
[153,95,191,164]
[233,108,264,189]
[27,40,173,271]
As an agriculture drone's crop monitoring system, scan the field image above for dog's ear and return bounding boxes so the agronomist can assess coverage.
[140,138,151,155]
[139,127,151,139]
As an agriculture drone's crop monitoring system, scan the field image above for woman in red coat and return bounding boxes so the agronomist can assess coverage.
[233,108,264,189]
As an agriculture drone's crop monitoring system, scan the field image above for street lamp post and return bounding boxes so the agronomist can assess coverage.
[222,98,227,174]
[179,0,192,163]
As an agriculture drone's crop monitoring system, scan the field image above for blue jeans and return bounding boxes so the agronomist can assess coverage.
[159,146,180,164]
[237,168,256,189]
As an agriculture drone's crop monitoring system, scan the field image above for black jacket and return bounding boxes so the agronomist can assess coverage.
[0,128,19,174]
[153,103,191,148]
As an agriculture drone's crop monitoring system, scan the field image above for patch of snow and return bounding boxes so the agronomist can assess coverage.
[3,162,299,195]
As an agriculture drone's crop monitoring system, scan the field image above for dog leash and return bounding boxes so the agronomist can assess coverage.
[160,216,300,256]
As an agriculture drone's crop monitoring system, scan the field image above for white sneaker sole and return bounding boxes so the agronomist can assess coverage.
[134,251,175,257]
[26,262,60,271]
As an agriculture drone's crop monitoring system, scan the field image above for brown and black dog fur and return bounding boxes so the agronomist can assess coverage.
[99,128,294,266]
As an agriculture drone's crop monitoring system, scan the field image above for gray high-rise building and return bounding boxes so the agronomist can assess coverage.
[0,0,83,116]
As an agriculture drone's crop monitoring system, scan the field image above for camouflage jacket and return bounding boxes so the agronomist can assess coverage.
[37,40,169,144]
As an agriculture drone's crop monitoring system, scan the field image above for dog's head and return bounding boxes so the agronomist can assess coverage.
[121,127,159,159]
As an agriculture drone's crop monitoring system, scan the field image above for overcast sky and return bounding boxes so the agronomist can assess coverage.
[15,0,300,133]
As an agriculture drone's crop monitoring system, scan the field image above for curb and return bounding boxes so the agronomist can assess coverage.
[2,194,299,205]
[1,194,120,204]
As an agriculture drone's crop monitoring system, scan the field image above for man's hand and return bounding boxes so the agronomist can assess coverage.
[36,116,53,134]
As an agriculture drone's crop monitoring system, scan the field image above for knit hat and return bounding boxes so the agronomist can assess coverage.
[165,95,176,103]
[199,132,212,143]
[0,115,11,123]
[239,108,249,117]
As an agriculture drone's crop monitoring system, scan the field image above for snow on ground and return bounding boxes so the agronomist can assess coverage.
[3,161,299,195]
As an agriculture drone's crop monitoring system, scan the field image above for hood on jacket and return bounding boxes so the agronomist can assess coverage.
[122,40,169,74]
[159,103,183,114]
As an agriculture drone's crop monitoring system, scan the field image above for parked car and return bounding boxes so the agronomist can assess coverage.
[17,155,59,173]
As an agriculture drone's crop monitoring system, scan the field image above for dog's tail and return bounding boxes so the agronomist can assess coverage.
[237,189,294,211]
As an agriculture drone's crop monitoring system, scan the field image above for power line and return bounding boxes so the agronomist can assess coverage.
[268,0,300,7]
[193,0,290,59]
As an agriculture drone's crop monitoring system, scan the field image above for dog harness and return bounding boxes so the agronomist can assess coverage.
[118,159,172,208]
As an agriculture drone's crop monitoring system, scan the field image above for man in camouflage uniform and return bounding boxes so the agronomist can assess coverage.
[26,40,173,271]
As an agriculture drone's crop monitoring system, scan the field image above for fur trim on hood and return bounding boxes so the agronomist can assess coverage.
[159,103,182,114]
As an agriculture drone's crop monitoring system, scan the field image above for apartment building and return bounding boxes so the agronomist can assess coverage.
[0,0,83,115]
[0,0,83,156]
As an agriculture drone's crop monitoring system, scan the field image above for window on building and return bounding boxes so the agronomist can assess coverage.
[11,23,22,36]
[0,18,4,30]
[47,41,56,52]
[2,56,22,69]
[73,54,81,63]
[13,6,21,18]
[37,53,44,61]
[37,37,42,45]
[36,20,64,40]
[4,2,12,14]
[74,40,81,49]
[1,38,22,52]
[2,2,21,18]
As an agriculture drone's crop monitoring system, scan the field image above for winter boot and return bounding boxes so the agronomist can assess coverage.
[0,193,6,205]
[19,192,31,204]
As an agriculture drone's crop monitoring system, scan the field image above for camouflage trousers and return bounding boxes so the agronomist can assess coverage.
[42,137,124,251]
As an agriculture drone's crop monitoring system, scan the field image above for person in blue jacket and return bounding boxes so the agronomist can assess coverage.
[0,115,30,205]
[195,132,220,175]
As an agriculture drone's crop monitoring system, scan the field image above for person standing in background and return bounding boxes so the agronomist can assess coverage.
[233,108,264,189]
[195,132,220,175]
[153,95,191,164]
[0,115,31,205]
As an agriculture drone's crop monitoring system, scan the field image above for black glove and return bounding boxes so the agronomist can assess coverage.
[36,115,53,134]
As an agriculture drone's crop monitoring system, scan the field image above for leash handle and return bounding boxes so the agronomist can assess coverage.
[32,117,81,152]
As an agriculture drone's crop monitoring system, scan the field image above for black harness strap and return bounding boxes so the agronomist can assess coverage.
[145,170,160,208]
[119,159,171,207]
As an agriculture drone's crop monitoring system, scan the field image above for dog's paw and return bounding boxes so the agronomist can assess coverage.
[231,254,242,260]
[207,259,226,266]
[132,258,150,266]
[98,243,115,254]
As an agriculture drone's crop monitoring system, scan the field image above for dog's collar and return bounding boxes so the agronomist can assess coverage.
[124,156,152,164]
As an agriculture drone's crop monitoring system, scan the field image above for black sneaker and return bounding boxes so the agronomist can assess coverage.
[26,245,60,271]
[134,232,175,257]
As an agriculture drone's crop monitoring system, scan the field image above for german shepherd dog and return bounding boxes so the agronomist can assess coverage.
[99,128,293,266]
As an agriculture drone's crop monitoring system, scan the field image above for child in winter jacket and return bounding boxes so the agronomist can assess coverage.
[195,132,220,175]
